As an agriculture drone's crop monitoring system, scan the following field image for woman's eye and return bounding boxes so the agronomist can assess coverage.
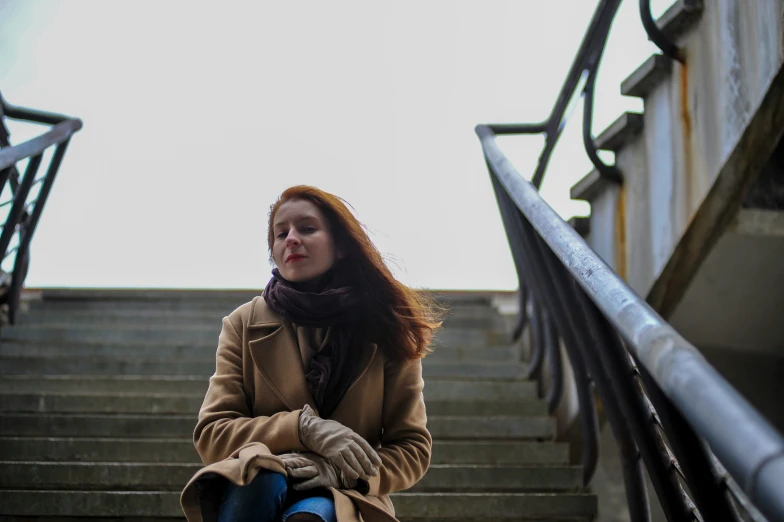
[303,226,316,233]
[277,232,287,239]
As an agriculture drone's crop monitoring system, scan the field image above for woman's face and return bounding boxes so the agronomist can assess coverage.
[272,199,341,283]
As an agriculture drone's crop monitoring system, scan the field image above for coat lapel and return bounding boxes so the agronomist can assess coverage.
[344,342,378,398]
[245,296,381,417]
[247,297,317,413]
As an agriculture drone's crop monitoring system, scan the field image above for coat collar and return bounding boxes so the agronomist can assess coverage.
[247,294,284,329]
[246,295,378,417]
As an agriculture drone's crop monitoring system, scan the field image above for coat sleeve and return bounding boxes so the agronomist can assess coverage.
[193,312,307,465]
[365,357,432,496]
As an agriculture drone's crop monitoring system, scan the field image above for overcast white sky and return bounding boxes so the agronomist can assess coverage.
[0,0,669,290]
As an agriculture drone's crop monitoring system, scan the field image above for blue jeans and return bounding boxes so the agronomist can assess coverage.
[217,469,337,522]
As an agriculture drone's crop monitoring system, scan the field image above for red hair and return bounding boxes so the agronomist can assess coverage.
[267,185,444,360]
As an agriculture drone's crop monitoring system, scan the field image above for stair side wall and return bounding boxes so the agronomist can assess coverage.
[611,0,784,297]
[585,184,621,275]
[618,133,654,296]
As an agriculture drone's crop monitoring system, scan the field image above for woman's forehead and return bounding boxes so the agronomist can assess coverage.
[273,199,325,227]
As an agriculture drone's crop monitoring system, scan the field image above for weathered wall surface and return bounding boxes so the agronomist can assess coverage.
[585,183,621,274]
[618,0,784,296]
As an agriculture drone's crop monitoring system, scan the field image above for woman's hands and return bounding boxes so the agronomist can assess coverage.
[277,452,314,478]
[278,452,356,490]
[298,404,382,481]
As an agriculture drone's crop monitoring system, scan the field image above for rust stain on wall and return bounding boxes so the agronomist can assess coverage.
[615,187,627,281]
[680,62,694,218]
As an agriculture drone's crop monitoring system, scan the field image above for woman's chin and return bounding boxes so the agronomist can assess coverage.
[281,269,325,285]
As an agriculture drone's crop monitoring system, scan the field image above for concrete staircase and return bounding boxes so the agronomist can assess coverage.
[0,289,597,520]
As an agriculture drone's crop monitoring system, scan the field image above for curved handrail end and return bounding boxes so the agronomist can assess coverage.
[0,119,83,171]
[475,124,493,139]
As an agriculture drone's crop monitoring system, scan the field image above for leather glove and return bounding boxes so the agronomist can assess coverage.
[277,452,319,482]
[285,452,357,491]
[298,404,382,481]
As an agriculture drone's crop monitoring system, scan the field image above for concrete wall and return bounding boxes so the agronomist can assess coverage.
[700,344,784,433]
[618,0,784,296]
[619,133,654,295]
[585,183,621,274]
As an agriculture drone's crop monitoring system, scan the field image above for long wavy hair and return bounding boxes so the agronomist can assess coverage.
[267,185,445,360]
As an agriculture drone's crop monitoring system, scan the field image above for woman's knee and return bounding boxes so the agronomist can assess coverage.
[281,495,337,522]
[248,469,288,496]
[228,470,287,503]
[218,470,288,522]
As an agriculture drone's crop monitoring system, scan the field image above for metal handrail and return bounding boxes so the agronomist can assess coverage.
[474,2,783,519]
[490,0,699,201]
[582,0,623,183]
[476,123,784,520]
[640,0,684,62]
[503,0,626,384]
[0,92,82,324]
[485,0,624,189]
[0,119,81,171]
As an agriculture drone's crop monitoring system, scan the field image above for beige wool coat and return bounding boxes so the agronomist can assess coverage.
[180,295,432,522]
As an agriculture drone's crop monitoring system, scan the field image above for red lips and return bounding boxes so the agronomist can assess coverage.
[286,254,305,262]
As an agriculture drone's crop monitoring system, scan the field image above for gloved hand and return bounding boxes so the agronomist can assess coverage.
[298,404,382,481]
[285,452,357,491]
[276,453,319,482]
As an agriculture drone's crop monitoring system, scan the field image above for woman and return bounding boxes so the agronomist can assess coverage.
[180,185,443,522]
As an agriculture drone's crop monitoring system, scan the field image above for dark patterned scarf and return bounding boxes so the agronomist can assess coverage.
[263,260,365,417]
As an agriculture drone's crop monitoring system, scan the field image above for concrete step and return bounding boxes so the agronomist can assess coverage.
[621,54,672,98]
[2,515,185,522]
[0,413,554,440]
[0,340,520,363]
[34,289,262,301]
[18,308,227,325]
[1,324,222,344]
[594,112,643,152]
[432,441,569,466]
[658,0,703,40]
[0,375,536,398]
[0,356,529,379]
[23,293,508,318]
[17,308,507,331]
[395,493,597,521]
[0,461,200,491]
[0,462,583,493]
[0,392,546,417]
[26,297,503,319]
[4,322,511,348]
[19,316,504,332]
[26,300,247,317]
[429,416,554,440]
[32,288,498,306]
[15,307,508,336]
[0,490,597,519]
[570,168,619,203]
[414,465,583,493]
[0,356,218,376]
[0,438,569,465]
[0,392,207,414]
[0,375,210,394]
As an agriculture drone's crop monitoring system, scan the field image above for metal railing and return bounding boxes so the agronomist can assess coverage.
[640,0,684,62]
[476,1,784,521]
[0,92,82,324]
[496,0,688,401]
[487,0,686,194]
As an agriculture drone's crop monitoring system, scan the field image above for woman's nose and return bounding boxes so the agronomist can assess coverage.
[285,234,301,247]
